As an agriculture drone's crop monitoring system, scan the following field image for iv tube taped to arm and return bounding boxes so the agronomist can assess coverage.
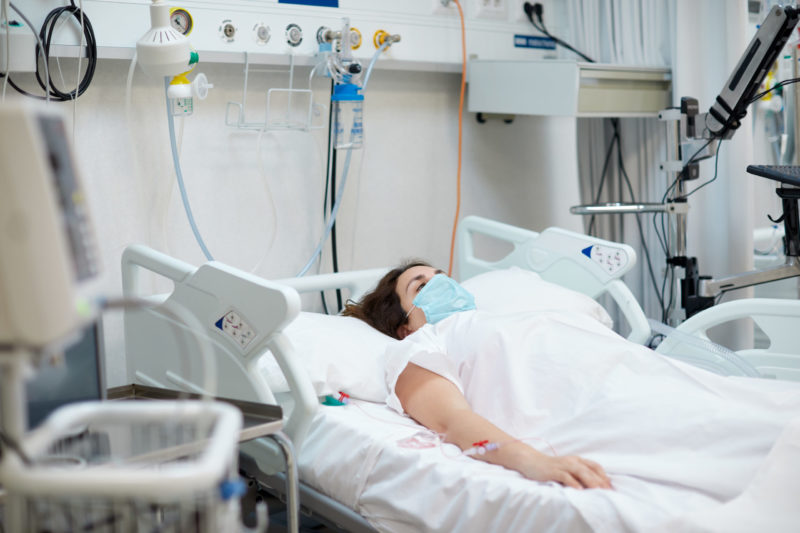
[165,77,214,261]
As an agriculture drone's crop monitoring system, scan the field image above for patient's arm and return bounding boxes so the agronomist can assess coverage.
[395,363,612,490]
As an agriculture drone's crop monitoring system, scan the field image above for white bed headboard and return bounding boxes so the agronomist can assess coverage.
[457,215,650,344]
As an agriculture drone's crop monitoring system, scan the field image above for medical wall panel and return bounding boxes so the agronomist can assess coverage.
[28,0,565,71]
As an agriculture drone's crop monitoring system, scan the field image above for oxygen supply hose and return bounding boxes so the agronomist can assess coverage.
[164,77,214,261]
[296,39,392,277]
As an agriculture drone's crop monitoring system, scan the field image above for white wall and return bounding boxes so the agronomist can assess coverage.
[5,56,580,386]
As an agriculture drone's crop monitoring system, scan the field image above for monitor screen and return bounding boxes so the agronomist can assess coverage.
[25,321,106,430]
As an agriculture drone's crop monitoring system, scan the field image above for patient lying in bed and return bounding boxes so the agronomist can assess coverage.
[342,262,800,501]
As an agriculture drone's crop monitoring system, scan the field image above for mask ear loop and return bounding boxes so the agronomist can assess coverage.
[404,305,416,320]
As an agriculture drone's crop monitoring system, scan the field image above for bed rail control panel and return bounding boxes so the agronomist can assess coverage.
[215,309,257,350]
[581,244,630,275]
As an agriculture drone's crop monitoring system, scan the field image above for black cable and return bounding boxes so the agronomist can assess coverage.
[523,2,595,63]
[661,138,715,204]
[748,76,800,104]
[661,261,675,323]
[34,0,97,101]
[330,145,344,312]
[521,1,665,313]
[617,132,665,311]
[654,138,713,321]
[587,125,618,236]
[319,81,336,314]
[652,212,668,256]
[684,141,723,198]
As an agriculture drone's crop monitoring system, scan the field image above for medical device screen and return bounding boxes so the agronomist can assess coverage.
[38,115,99,282]
[706,4,799,137]
[24,321,106,430]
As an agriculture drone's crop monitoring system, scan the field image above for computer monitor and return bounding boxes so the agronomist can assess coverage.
[705,4,800,138]
[24,321,106,430]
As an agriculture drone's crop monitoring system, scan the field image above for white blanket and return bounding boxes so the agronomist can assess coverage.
[384,310,800,532]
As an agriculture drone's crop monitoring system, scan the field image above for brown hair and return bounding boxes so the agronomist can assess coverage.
[342,260,431,339]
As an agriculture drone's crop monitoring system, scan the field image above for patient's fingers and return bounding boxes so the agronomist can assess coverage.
[582,458,613,488]
[561,456,610,490]
[556,471,582,490]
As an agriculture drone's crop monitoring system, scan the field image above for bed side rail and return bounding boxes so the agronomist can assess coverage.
[655,298,800,381]
[457,215,649,344]
[276,268,389,305]
[120,245,319,452]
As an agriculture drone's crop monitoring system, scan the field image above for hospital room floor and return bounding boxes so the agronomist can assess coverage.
[242,482,343,533]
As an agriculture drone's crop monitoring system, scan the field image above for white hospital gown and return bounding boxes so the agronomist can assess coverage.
[384,309,800,531]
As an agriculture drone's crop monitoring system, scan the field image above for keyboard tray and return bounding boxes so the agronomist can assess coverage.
[747,165,800,187]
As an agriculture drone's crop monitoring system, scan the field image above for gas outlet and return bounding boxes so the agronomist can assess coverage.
[219,19,237,42]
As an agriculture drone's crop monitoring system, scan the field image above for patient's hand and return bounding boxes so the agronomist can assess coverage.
[521,453,612,490]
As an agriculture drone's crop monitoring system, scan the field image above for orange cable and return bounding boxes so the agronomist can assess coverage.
[447,0,467,277]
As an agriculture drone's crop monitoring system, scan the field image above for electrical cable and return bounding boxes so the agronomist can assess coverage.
[684,141,723,198]
[5,2,50,103]
[2,0,9,101]
[523,2,594,63]
[617,136,665,311]
[329,114,343,311]
[319,79,336,313]
[302,37,391,288]
[520,2,666,314]
[447,0,466,278]
[653,136,717,312]
[587,125,619,236]
[34,0,96,101]
[749,76,800,104]
[73,0,85,141]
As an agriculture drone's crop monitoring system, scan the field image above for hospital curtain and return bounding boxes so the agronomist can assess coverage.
[564,0,676,324]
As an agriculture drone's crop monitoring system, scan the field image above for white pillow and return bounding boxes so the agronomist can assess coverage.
[461,267,614,328]
[257,312,397,402]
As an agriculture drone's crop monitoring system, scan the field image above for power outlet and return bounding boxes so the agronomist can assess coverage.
[474,0,507,19]
[432,0,459,16]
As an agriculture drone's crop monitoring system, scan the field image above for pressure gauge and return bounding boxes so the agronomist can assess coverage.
[169,8,193,36]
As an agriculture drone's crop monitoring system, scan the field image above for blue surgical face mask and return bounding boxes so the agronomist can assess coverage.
[408,274,476,324]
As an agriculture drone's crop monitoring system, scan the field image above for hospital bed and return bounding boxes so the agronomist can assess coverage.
[121,215,800,532]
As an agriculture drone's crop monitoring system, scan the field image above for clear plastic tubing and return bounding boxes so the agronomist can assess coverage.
[296,42,388,277]
[165,77,214,261]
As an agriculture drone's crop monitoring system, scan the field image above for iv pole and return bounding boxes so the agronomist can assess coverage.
[571,4,800,323]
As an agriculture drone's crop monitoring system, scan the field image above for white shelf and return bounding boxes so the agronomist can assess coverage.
[467,60,672,117]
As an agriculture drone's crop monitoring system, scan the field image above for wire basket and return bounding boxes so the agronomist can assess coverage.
[1,400,244,533]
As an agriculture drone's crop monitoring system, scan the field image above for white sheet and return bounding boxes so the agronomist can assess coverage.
[381,310,800,532]
[298,401,590,533]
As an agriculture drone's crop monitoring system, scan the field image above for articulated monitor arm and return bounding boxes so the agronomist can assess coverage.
[694,4,800,141]
[673,4,800,316]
